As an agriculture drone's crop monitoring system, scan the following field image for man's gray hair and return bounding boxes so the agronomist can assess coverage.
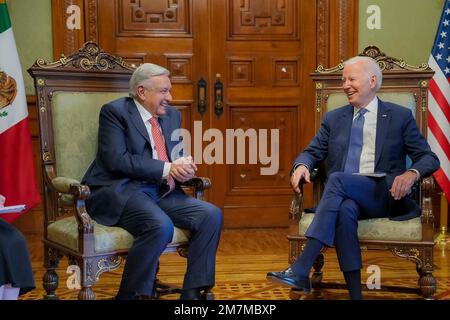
[129,63,170,98]
[343,56,383,91]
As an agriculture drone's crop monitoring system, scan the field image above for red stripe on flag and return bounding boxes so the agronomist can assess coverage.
[0,118,41,223]
[429,79,450,124]
[428,112,450,162]
[434,169,450,203]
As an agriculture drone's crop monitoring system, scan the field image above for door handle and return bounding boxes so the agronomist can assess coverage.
[197,77,207,116]
[214,74,224,118]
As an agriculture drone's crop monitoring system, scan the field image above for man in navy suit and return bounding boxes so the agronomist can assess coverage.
[267,56,439,299]
[82,63,223,300]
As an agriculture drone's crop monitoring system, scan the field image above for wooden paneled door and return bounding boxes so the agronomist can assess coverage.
[207,0,315,227]
[50,0,358,228]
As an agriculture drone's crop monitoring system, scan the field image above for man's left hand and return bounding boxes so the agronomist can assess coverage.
[389,171,417,200]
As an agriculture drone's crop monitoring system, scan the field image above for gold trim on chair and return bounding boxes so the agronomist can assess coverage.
[315,46,431,74]
[35,42,136,71]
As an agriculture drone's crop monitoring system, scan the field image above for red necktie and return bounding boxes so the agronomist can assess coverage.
[149,117,175,196]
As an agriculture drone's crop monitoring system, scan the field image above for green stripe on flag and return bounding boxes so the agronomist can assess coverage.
[0,3,12,34]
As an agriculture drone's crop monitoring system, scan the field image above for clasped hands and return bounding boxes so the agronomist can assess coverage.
[169,156,198,183]
[290,165,417,200]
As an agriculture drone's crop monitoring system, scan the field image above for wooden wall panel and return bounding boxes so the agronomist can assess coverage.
[52,0,86,59]
[117,0,192,37]
[227,105,296,193]
[228,0,298,40]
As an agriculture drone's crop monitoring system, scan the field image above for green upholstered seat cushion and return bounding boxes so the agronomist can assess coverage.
[298,213,422,241]
[47,216,190,253]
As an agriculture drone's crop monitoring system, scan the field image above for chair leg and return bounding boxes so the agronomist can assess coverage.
[311,253,325,287]
[77,259,96,300]
[419,271,436,300]
[78,286,95,300]
[43,246,61,300]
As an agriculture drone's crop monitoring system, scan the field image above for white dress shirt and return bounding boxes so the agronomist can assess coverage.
[134,99,171,178]
[355,96,378,173]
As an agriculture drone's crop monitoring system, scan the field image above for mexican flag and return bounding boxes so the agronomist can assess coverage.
[0,0,40,222]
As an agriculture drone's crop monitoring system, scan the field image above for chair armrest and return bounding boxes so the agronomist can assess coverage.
[180,176,211,200]
[419,176,435,241]
[48,176,94,234]
[290,168,320,222]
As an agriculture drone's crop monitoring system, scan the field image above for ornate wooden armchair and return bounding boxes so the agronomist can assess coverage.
[28,42,211,300]
[287,46,437,299]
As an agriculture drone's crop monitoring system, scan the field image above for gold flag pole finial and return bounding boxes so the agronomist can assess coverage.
[435,193,450,251]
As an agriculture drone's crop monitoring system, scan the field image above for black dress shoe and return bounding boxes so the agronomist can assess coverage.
[179,288,201,300]
[266,268,311,293]
[115,290,140,300]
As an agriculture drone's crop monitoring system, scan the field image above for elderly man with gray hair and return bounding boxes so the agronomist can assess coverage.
[267,56,439,299]
[82,63,223,300]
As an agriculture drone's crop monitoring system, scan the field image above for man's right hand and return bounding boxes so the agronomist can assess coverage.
[290,165,310,193]
[169,156,197,182]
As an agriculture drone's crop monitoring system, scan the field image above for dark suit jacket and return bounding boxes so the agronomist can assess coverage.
[82,97,184,226]
[294,99,440,220]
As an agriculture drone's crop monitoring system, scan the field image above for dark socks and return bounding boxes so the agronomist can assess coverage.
[343,270,363,300]
[290,238,324,278]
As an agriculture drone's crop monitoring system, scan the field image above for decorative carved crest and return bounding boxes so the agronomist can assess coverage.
[0,70,17,110]
[34,41,136,71]
[360,46,429,71]
[316,45,430,74]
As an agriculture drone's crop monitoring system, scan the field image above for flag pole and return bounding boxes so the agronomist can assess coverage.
[435,193,450,248]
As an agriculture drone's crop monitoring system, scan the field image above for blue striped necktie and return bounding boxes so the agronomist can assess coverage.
[344,108,368,173]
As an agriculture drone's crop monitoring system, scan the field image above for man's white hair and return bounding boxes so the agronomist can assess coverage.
[129,63,170,98]
[343,56,383,91]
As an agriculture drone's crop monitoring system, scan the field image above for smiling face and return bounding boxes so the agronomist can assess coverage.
[135,75,172,117]
[342,60,378,108]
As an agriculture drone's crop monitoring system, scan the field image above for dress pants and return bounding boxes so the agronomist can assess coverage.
[305,172,389,272]
[117,188,223,296]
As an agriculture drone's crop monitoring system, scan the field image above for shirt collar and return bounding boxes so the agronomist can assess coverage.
[353,96,378,116]
[134,99,154,123]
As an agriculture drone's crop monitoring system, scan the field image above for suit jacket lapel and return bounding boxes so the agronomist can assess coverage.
[127,99,152,146]
[375,99,391,166]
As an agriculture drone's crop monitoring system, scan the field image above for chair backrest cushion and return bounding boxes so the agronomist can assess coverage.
[52,91,125,181]
[326,92,416,117]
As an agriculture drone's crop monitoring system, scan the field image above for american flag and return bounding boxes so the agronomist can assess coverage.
[428,0,450,202]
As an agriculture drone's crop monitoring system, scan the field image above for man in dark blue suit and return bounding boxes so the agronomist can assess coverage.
[267,56,439,299]
[82,63,223,300]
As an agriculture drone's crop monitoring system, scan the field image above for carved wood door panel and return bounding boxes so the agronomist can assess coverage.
[50,0,358,228]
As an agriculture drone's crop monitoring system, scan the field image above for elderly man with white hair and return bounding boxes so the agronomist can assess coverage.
[267,56,440,299]
[82,63,223,300]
